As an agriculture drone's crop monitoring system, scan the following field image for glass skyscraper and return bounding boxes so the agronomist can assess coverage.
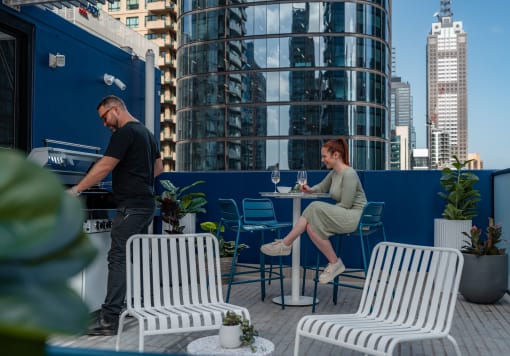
[176,0,391,171]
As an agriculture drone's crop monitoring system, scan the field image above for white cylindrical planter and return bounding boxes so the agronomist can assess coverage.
[179,213,196,234]
[219,324,242,348]
[434,218,472,249]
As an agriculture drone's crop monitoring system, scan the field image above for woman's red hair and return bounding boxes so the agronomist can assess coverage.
[322,137,349,165]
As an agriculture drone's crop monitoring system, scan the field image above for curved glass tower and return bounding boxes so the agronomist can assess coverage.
[176,0,391,171]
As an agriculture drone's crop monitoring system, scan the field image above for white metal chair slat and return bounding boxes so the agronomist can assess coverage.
[116,233,251,352]
[160,239,172,306]
[294,242,463,356]
[142,238,152,309]
[396,249,426,325]
[150,238,163,308]
[169,238,180,304]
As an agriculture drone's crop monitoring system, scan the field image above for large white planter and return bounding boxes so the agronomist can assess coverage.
[434,218,472,249]
[218,324,242,348]
[179,213,196,234]
[163,213,197,234]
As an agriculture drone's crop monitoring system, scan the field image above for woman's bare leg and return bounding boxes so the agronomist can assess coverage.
[306,225,338,264]
[281,216,308,246]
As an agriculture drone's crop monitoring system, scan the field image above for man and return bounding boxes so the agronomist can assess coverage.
[69,95,163,335]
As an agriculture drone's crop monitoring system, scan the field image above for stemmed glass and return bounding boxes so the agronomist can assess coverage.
[271,169,280,193]
[297,170,307,188]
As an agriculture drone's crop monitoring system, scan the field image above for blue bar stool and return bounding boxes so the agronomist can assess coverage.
[217,198,290,309]
[302,202,386,312]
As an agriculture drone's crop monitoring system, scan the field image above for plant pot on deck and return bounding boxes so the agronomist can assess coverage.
[218,324,242,348]
[460,253,508,304]
[434,218,471,249]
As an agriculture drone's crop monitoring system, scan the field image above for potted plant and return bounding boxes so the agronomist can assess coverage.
[156,180,207,234]
[219,311,258,350]
[0,151,96,355]
[459,218,508,304]
[200,221,249,283]
[434,155,481,249]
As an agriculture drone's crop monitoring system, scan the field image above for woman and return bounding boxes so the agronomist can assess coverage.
[260,137,367,284]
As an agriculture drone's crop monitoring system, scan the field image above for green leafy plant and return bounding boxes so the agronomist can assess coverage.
[462,218,505,256]
[0,150,97,354]
[156,180,207,233]
[222,311,258,350]
[438,155,481,220]
[199,221,249,258]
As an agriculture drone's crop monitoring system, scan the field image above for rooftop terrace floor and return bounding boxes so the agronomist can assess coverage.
[50,279,510,355]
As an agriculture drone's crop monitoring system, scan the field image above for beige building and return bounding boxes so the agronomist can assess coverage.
[103,0,177,172]
[467,153,483,170]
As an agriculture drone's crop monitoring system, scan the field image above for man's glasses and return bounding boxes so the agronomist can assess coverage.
[100,107,114,122]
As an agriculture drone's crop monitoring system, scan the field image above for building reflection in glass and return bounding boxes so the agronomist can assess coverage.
[176,0,391,171]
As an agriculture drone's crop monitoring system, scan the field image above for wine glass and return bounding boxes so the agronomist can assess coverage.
[271,169,280,193]
[297,170,307,188]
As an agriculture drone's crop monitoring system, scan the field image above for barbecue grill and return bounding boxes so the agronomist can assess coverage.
[28,139,115,312]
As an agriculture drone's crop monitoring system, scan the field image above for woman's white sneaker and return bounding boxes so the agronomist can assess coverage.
[260,240,292,256]
[319,260,346,283]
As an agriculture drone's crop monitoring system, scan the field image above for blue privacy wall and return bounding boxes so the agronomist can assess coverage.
[155,169,494,268]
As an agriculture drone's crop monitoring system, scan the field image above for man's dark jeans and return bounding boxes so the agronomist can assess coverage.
[101,206,155,322]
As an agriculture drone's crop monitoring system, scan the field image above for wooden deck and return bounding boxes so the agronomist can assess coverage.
[50,279,510,355]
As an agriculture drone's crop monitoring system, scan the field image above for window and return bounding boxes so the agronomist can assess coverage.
[126,0,139,10]
[0,11,33,151]
[108,0,120,11]
[126,17,139,28]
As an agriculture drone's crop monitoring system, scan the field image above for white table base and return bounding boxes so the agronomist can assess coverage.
[272,295,318,306]
[260,192,329,307]
[187,335,274,356]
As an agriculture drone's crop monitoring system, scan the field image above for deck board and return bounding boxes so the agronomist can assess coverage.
[50,278,510,355]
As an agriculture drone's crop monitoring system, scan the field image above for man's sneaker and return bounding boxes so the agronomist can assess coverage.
[87,315,118,336]
[260,240,292,256]
[319,259,346,284]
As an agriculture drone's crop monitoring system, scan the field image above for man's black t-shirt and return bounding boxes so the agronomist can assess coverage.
[104,121,160,208]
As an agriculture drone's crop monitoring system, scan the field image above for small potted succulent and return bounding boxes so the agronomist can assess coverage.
[460,218,507,304]
[219,311,258,350]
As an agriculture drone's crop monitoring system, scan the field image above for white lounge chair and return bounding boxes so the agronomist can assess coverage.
[294,242,464,356]
[116,233,250,352]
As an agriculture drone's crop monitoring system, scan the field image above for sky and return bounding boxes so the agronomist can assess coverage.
[392,0,510,169]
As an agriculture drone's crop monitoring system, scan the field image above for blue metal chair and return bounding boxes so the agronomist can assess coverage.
[243,198,292,285]
[217,198,289,309]
[242,198,292,231]
[302,202,387,312]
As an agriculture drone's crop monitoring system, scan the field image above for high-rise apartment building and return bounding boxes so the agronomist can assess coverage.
[426,0,468,168]
[176,1,391,171]
[430,126,450,167]
[390,125,410,170]
[103,0,178,172]
[467,153,483,170]
[411,148,430,170]
[390,76,414,170]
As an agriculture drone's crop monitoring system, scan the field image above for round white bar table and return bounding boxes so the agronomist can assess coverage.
[187,336,274,356]
[260,192,330,306]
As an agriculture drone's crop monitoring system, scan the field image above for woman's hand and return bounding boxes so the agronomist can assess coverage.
[301,184,314,194]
